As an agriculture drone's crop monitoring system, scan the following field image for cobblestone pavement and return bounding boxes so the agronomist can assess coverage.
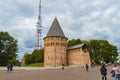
[0,66,114,80]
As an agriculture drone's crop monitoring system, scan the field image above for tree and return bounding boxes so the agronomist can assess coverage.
[0,31,18,66]
[31,49,44,63]
[67,39,82,47]
[24,54,32,65]
[67,39,118,65]
[86,39,118,64]
[24,49,44,65]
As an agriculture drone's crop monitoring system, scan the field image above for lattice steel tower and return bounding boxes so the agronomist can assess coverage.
[35,0,42,50]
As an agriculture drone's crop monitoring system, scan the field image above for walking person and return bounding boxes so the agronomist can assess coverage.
[10,63,13,72]
[85,64,89,72]
[62,64,64,70]
[7,64,10,72]
[100,64,107,80]
[112,64,120,80]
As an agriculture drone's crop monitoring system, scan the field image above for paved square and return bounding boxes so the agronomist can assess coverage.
[0,66,113,80]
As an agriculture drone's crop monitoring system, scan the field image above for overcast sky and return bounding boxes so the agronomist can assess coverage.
[0,0,120,60]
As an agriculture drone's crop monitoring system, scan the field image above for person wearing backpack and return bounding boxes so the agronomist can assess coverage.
[100,64,107,80]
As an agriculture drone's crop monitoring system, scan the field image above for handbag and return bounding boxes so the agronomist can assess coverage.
[112,73,115,77]
[111,70,115,77]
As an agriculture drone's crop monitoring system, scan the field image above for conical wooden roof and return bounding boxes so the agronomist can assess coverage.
[46,18,66,37]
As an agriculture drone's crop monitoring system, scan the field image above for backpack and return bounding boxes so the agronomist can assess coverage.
[101,67,107,75]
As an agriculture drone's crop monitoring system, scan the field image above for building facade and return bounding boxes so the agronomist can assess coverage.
[67,44,91,67]
[43,18,91,67]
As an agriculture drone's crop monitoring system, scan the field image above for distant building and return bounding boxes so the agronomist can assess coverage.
[43,18,91,67]
[21,53,27,66]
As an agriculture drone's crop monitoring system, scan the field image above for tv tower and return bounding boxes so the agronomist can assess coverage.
[35,0,42,50]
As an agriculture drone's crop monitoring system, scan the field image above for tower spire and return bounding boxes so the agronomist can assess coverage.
[39,0,41,17]
[35,0,42,50]
[38,0,41,24]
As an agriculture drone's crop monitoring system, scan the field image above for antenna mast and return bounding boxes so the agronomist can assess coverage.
[35,0,42,50]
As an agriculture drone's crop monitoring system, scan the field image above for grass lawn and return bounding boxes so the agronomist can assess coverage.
[25,63,44,67]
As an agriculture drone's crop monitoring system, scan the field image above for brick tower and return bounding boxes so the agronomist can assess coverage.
[43,18,68,67]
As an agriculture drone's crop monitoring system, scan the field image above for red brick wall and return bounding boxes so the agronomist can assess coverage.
[44,37,91,67]
[44,37,67,67]
[67,48,91,67]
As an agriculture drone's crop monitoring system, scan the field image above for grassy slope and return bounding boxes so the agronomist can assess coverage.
[25,63,44,67]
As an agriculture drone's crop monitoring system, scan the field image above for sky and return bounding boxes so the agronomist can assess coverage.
[0,0,120,61]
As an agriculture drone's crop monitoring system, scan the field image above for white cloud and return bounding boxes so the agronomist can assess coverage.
[92,0,109,6]
[90,11,101,18]
[102,5,117,19]
[0,0,120,60]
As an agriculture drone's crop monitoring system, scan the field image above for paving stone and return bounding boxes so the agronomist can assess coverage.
[0,66,114,80]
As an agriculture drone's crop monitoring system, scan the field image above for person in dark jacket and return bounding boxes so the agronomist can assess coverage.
[7,64,10,72]
[10,64,13,72]
[85,64,89,72]
[62,64,64,70]
[100,64,107,80]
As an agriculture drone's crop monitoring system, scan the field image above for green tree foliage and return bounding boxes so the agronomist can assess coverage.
[24,53,32,65]
[67,39,82,47]
[67,39,118,64]
[24,49,44,65]
[0,31,18,66]
[87,40,118,64]
[31,49,44,63]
